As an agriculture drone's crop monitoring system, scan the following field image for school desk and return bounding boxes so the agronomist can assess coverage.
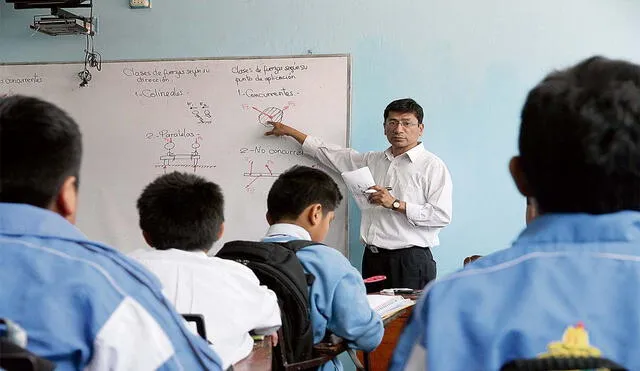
[358,293,418,371]
[234,335,273,371]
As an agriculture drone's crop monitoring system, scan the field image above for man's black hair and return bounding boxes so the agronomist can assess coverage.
[519,56,640,214]
[384,98,424,124]
[137,171,224,251]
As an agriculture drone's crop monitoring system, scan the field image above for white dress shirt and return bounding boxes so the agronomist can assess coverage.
[303,136,453,249]
[129,247,281,369]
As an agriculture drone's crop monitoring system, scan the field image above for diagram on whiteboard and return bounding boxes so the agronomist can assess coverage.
[155,136,215,173]
[241,158,319,193]
[1,55,350,257]
[245,101,295,127]
[243,159,281,191]
[187,101,214,125]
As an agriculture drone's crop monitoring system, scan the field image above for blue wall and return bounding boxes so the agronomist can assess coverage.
[2,1,640,279]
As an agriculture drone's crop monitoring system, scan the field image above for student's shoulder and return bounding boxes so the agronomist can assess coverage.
[300,242,347,260]
[210,256,260,279]
[1,236,131,304]
[425,245,537,301]
[298,243,356,274]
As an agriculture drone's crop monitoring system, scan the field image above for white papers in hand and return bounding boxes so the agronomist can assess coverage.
[340,167,376,210]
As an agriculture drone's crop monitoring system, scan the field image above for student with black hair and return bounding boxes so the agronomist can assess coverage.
[130,172,281,369]
[0,96,223,370]
[391,56,640,370]
[261,165,384,371]
[265,98,452,291]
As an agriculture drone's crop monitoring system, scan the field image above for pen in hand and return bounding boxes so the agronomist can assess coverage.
[363,187,393,194]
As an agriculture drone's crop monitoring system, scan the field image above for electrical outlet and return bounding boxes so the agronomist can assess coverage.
[130,0,151,9]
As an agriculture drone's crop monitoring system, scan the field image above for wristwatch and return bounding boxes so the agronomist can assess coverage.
[392,199,401,210]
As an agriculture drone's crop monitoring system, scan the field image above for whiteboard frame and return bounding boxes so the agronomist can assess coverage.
[1,53,352,258]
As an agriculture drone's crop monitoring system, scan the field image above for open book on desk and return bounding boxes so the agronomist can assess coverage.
[367,294,415,320]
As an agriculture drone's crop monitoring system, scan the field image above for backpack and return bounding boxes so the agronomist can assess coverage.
[216,239,321,368]
[500,356,627,371]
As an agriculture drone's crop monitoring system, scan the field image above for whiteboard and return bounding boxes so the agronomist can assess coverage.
[0,55,351,256]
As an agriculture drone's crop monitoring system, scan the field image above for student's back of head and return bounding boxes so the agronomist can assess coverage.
[511,56,640,215]
[267,165,343,242]
[0,95,82,222]
[137,171,224,252]
[0,96,224,370]
[391,57,640,371]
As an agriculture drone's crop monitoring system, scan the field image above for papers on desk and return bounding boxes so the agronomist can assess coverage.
[341,167,376,210]
[367,294,415,320]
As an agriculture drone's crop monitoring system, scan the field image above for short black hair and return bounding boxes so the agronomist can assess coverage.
[519,56,640,214]
[384,98,424,124]
[137,172,224,251]
[0,95,82,208]
[267,166,343,222]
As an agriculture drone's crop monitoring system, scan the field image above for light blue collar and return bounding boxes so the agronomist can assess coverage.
[265,223,312,241]
[516,211,640,245]
[0,203,88,242]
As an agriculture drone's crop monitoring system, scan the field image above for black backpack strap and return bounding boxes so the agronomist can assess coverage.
[277,240,323,286]
[279,240,325,252]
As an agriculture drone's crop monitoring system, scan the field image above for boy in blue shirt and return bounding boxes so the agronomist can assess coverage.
[0,95,222,370]
[391,56,640,370]
[262,165,384,371]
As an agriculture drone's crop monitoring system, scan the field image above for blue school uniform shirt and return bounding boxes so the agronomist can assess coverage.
[0,203,223,371]
[263,223,384,371]
[391,211,640,370]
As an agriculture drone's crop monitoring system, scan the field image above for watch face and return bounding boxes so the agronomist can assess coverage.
[393,201,400,209]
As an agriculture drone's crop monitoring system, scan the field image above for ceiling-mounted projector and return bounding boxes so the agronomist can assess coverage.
[4,0,95,36]
[31,11,94,36]
[5,0,89,10]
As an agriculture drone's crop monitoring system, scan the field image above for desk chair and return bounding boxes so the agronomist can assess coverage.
[273,328,365,371]
[181,314,239,371]
[181,313,207,340]
[500,357,626,371]
[0,338,55,371]
[1,318,56,371]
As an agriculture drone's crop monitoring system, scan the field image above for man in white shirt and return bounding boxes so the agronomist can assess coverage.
[265,98,452,291]
[129,172,281,369]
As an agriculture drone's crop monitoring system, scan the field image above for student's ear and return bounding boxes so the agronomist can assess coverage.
[266,212,274,226]
[509,156,533,197]
[217,223,225,240]
[54,176,78,224]
[306,204,323,226]
[142,230,153,247]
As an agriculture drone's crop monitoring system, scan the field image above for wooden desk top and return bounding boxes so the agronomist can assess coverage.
[234,336,273,371]
[232,299,417,371]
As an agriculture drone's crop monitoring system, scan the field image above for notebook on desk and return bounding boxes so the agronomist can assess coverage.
[367,294,415,320]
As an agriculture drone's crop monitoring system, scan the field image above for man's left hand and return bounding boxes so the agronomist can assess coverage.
[367,186,395,208]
